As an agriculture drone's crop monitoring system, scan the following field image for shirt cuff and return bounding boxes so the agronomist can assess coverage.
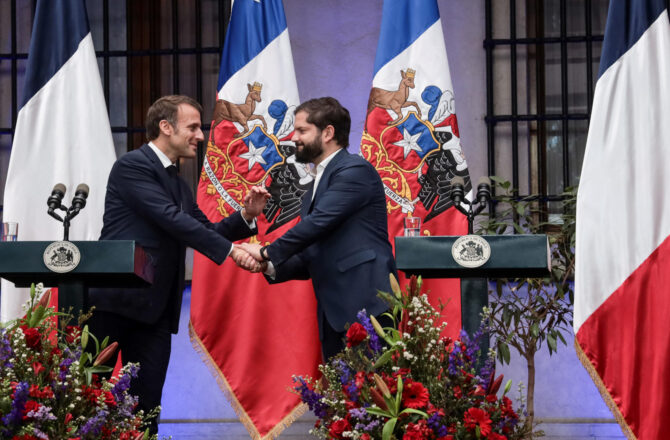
[242,215,256,230]
[264,261,276,279]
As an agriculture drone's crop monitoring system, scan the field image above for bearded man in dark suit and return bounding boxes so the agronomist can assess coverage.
[87,95,268,433]
[241,97,397,362]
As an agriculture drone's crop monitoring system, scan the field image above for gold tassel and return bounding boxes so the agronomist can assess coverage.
[573,338,637,440]
[188,321,309,439]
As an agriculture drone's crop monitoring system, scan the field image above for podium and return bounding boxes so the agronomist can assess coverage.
[0,240,153,323]
[395,235,551,359]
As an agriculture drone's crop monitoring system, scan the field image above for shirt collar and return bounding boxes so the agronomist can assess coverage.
[148,141,175,168]
[315,148,343,177]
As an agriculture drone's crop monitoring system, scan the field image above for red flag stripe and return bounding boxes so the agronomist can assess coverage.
[576,234,670,439]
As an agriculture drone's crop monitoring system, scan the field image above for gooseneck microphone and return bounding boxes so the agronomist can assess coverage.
[71,183,90,213]
[46,182,91,240]
[47,183,67,222]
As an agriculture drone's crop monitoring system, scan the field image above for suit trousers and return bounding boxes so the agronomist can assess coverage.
[87,310,172,435]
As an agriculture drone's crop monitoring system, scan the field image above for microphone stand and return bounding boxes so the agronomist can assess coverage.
[450,178,492,234]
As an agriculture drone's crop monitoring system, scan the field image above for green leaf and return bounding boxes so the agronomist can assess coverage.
[400,408,429,418]
[101,336,109,350]
[365,407,393,418]
[547,333,557,353]
[499,342,511,364]
[373,348,396,369]
[382,417,398,440]
[531,323,540,338]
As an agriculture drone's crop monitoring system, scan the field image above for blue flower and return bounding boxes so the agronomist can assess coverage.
[293,376,329,418]
[356,310,382,353]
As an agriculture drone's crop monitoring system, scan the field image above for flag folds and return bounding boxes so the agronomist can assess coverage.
[1,0,115,322]
[189,1,320,438]
[361,0,471,338]
[575,1,670,438]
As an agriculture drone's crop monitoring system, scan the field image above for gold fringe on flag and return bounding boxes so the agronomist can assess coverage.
[188,321,309,439]
[573,338,636,440]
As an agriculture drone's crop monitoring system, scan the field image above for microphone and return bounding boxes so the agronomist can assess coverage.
[47,183,67,212]
[71,184,89,213]
[477,176,491,205]
[450,176,465,205]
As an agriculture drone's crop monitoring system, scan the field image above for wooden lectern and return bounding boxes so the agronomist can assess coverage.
[0,240,153,323]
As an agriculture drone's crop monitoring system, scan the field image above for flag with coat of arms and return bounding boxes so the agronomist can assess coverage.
[361,0,471,338]
[189,0,321,438]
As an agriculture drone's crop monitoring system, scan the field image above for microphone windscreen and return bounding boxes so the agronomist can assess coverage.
[53,183,66,195]
[478,176,491,187]
[75,183,90,197]
[451,176,465,187]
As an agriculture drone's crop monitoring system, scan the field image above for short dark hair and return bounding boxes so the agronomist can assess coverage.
[295,97,351,148]
[145,95,203,140]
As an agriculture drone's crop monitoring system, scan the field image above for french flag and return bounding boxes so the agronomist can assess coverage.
[1,0,116,322]
[575,1,670,438]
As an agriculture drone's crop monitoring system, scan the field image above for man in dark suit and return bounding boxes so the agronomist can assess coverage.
[241,97,396,361]
[87,95,267,433]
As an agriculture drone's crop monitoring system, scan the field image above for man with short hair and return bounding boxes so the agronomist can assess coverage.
[88,95,267,433]
[241,97,396,361]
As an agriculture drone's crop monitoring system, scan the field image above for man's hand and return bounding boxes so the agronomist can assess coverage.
[229,245,262,272]
[241,186,271,221]
[238,242,263,262]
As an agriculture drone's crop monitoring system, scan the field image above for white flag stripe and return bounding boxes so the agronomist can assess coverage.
[574,10,670,332]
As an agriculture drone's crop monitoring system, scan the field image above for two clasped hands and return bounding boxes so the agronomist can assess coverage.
[227,186,273,273]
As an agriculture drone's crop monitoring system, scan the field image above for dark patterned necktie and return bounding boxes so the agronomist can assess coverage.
[165,165,181,201]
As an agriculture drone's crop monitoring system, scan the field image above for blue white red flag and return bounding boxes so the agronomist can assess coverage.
[361,0,471,338]
[1,0,115,322]
[190,0,320,438]
[575,1,670,438]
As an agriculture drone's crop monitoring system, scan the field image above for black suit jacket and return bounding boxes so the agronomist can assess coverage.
[89,144,255,333]
[267,149,396,332]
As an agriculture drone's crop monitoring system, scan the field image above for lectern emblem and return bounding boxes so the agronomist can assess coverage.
[452,235,491,268]
[43,241,81,273]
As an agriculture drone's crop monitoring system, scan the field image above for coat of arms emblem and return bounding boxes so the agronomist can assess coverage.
[43,241,81,273]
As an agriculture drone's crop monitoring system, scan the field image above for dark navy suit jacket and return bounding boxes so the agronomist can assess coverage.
[89,144,255,333]
[266,149,396,332]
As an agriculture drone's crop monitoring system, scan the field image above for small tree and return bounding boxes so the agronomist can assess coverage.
[478,177,576,435]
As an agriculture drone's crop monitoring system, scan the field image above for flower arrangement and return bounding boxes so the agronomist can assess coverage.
[294,276,531,440]
[0,284,155,440]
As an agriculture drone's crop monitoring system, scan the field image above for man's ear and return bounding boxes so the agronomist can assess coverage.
[322,125,335,143]
[159,119,173,136]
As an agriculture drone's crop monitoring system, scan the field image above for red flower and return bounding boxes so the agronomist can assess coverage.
[402,379,430,409]
[21,326,41,349]
[489,433,507,440]
[403,419,432,440]
[500,396,518,419]
[32,361,45,376]
[11,435,40,440]
[22,400,41,420]
[104,390,117,407]
[464,407,492,437]
[65,325,81,344]
[328,419,351,439]
[346,323,367,347]
[453,385,462,399]
[29,384,54,399]
[64,413,73,425]
[361,435,371,440]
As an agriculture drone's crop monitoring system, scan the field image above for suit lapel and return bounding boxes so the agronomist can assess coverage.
[140,144,182,204]
[308,149,347,213]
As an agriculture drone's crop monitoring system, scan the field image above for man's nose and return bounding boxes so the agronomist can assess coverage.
[196,128,204,142]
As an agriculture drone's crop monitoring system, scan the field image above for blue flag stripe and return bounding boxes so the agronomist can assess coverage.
[373,0,439,76]
[217,0,288,89]
[598,0,667,78]
[21,0,90,108]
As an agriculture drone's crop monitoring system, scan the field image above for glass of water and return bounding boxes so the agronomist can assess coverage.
[404,217,421,237]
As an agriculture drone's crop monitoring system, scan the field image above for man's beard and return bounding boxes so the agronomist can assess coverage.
[295,137,323,164]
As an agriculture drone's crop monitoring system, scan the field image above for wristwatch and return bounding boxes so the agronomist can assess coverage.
[260,245,270,262]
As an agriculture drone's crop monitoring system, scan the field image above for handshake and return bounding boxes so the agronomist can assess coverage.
[227,185,271,273]
[230,242,268,273]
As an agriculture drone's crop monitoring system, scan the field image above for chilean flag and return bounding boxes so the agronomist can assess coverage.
[190,0,320,438]
[1,0,115,322]
[361,0,471,339]
[574,1,670,438]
